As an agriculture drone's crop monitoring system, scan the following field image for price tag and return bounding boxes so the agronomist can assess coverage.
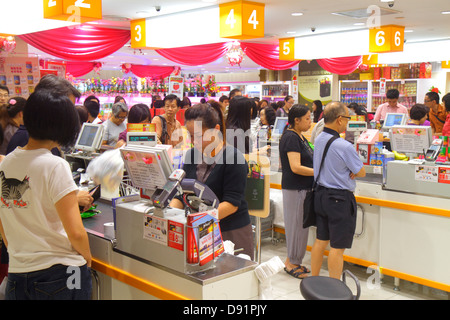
[279,38,296,61]
[43,0,102,22]
[220,0,265,40]
[369,25,404,53]
[130,19,147,48]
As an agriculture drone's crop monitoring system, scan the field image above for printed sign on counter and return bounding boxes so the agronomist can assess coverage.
[143,214,168,245]
[415,165,438,183]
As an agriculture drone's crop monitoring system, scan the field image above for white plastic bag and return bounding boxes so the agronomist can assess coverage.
[86,149,124,193]
[0,276,7,300]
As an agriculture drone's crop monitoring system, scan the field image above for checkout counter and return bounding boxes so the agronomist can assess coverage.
[270,117,450,294]
[68,128,259,300]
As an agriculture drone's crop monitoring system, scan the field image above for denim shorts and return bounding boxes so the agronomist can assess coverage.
[6,264,92,300]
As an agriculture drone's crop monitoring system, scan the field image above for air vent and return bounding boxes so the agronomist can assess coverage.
[332,7,400,19]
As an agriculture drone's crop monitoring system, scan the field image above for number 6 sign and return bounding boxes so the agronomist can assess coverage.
[220,1,265,40]
[43,0,102,22]
[369,25,405,53]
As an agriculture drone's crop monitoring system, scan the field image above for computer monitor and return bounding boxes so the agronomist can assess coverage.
[383,113,407,130]
[120,145,174,193]
[74,123,104,152]
[390,125,432,154]
[272,117,288,137]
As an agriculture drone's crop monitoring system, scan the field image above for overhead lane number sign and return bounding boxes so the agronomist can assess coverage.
[219,1,265,40]
[369,25,405,53]
[43,0,102,23]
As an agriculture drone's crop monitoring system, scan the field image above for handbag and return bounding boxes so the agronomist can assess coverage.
[303,135,339,228]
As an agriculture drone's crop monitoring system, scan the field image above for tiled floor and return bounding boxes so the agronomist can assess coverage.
[257,237,449,300]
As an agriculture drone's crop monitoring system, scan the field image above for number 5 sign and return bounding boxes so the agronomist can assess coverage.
[43,0,102,22]
[220,1,265,40]
[369,25,405,53]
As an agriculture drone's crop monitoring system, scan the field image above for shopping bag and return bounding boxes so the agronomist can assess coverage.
[302,189,316,228]
[245,178,265,210]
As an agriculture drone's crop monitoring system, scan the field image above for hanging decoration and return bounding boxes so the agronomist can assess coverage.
[121,63,132,74]
[225,41,244,67]
[0,36,16,54]
[93,62,103,74]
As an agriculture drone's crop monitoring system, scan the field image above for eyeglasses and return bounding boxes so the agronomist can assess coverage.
[424,99,431,103]
[116,115,127,120]
[340,115,351,120]
[0,94,8,98]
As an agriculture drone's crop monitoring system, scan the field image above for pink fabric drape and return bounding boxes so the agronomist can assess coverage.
[240,42,300,70]
[19,25,131,61]
[156,42,232,66]
[130,64,175,79]
[316,56,363,75]
[66,61,96,77]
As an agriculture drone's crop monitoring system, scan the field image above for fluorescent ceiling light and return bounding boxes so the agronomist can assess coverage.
[377,39,450,64]
[291,12,304,16]
[441,11,450,14]
[286,31,297,34]
[294,29,370,60]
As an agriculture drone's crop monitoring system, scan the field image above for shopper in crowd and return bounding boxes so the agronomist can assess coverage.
[311,101,365,279]
[441,93,450,136]
[76,105,89,126]
[170,103,254,259]
[219,95,230,119]
[256,106,275,144]
[151,95,162,108]
[84,99,101,124]
[114,95,126,105]
[0,85,10,130]
[229,88,242,99]
[345,102,370,144]
[279,105,314,278]
[312,100,323,123]
[258,99,269,111]
[0,89,92,300]
[226,95,253,154]
[276,95,294,118]
[84,94,100,106]
[117,104,151,148]
[270,102,280,112]
[181,96,192,109]
[425,91,446,135]
[151,94,183,147]
[373,89,408,123]
[0,97,26,155]
[102,102,128,147]
[408,104,431,126]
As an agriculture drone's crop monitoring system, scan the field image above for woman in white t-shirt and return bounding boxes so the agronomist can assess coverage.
[0,90,92,300]
[102,102,128,147]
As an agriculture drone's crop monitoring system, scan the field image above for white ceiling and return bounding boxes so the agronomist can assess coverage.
[4,0,450,74]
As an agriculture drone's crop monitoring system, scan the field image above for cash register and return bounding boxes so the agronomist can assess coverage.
[114,145,223,274]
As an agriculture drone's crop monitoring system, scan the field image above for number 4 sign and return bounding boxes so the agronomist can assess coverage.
[220,1,265,40]
[43,0,102,22]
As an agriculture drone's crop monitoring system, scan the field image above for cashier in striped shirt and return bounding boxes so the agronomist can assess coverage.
[310,102,366,279]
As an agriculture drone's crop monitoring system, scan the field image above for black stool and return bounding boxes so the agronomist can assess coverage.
[300,270,361,300]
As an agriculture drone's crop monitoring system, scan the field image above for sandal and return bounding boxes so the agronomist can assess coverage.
[298,265,311,273]
[284,266,308,279]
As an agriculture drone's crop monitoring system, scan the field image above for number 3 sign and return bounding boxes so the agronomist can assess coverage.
[220,1,265,40]
[369,25,405,53]
[43,0,102,22]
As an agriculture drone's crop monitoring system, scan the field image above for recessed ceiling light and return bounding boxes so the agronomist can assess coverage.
[286,31,296,34]
[442,11,450,14]
[136,11,150,16]
[405,29,414,33]
[202,0,217,2]
[291,12,303,16]
[353,22,365,26]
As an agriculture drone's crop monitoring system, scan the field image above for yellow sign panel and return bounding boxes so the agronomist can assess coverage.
[442,61,450,69]
[130,19,147,49]
[220,1,265,40]
[279,38,296,61]
[43,0,102,22]
[369,25,404,53]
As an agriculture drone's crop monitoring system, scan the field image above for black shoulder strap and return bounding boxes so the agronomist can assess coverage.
[157,115,168,144]
[313,136,339,189]
[434,113,446,124]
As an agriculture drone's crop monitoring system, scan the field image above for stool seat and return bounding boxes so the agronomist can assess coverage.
[300,270,361,300]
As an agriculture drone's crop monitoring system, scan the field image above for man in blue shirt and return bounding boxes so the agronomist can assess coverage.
[310,102,366,279]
